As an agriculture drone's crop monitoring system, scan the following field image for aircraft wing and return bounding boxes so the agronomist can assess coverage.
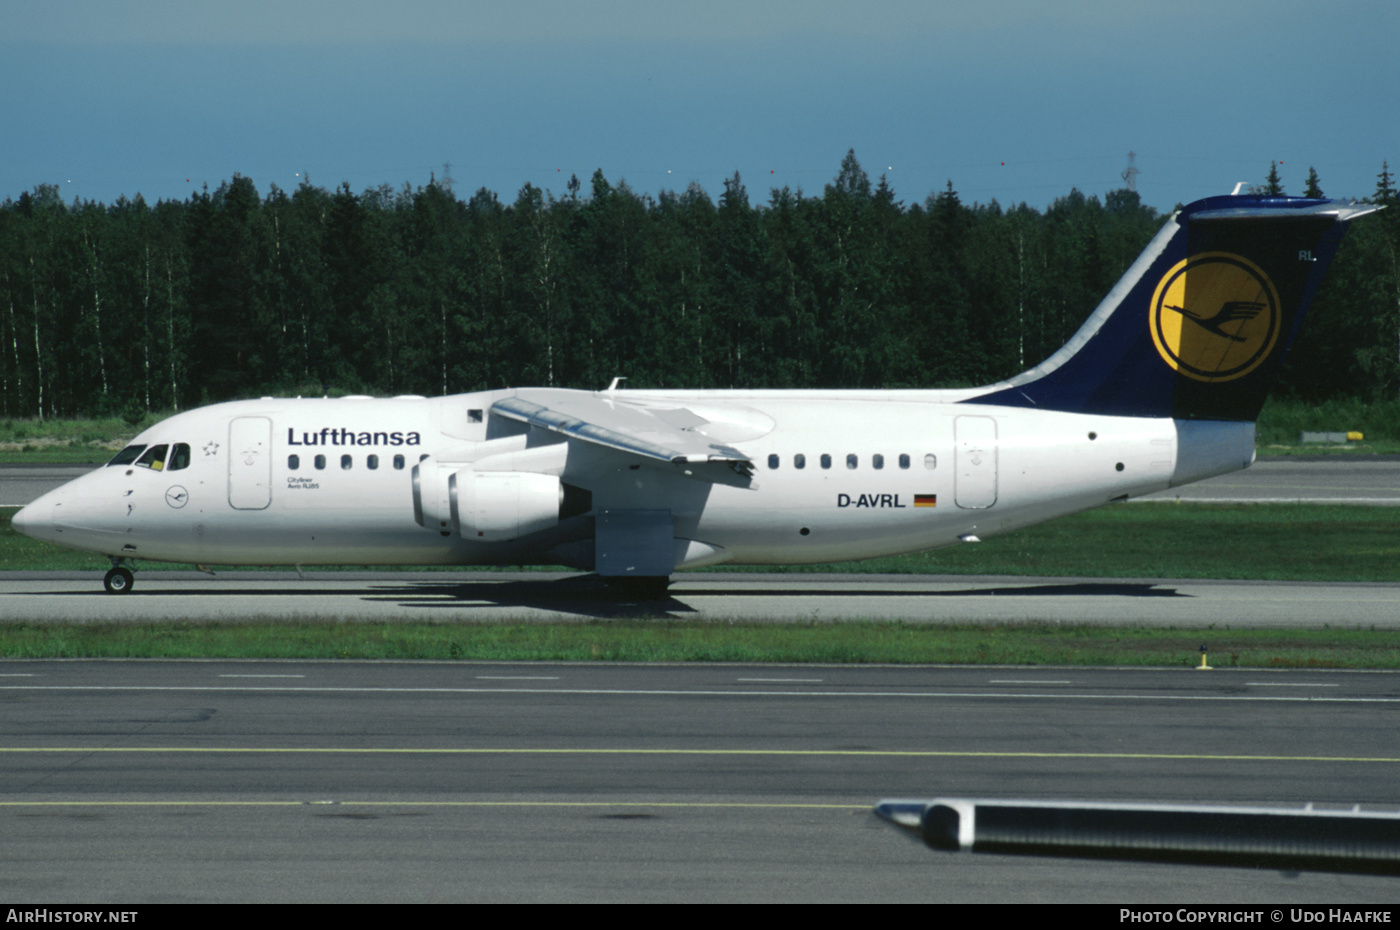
[876,797,1400,875]
[491,391,755,473]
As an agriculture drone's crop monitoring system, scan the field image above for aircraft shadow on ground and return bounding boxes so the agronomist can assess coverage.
[38,575,1188,620]
[366,575,702,618]
[46,574,691,618]
[361,576,1192,619]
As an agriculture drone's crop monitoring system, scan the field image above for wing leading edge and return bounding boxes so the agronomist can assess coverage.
[491,391,755,475]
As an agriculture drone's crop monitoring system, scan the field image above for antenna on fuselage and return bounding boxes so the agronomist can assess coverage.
[605,377,627,392]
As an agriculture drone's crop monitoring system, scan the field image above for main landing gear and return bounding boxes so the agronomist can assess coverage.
[104,561,134,595]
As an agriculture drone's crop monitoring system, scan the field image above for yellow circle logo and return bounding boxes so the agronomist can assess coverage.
[1149,252,1280,382]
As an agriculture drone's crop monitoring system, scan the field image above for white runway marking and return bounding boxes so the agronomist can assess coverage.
[476,676,560,680]
[218,674,306,678]
[737,677,824,682]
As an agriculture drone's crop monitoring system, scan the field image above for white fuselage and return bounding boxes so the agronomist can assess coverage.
[15,389,1249,572]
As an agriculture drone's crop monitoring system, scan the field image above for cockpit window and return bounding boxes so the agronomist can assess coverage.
[168,443,191,471]
[135,444,169,471]
[108,445,146,467]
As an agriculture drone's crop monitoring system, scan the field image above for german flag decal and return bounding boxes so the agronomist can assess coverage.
[914,494,937,507]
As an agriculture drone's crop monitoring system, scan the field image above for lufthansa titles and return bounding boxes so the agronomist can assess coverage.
[287,428,422,447]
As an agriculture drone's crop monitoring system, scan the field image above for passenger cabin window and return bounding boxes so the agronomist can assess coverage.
[314,455,326,470]
[288,454,300,470]
[168,443,191,471]
[846,454,858,470]
[393,454,405,470]
[135,444,169,471]
[872,454,885,470]
[367,454,379,470]
[341,454,353,470]
[924,454,937,470]
[820,454,832,470]
[794,453,806,469]
[899,454,911,469]
[108,445,146,467]
[767,454,779,469]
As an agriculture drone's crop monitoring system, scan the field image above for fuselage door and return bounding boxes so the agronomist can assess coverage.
[229,416,272,510]
[954,415,998,509]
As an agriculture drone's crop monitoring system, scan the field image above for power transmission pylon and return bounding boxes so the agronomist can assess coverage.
[1121,151,1139,192]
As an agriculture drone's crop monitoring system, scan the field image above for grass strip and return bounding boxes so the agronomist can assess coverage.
[0,619,1397,668]
[8,503,1397,582]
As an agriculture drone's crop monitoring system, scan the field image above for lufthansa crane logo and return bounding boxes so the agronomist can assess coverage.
[1149,253,1281,382]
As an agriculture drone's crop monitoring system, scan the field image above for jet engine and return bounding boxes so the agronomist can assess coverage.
[413,443,584,541]
[451,470,563,541]
[412,458,457,536]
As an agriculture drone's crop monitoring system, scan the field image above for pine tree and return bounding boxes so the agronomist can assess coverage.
[816,152,879,386]
[1375,161,1397,205]
[1303,167,1323,198]
[1373,162,1400,399]
[714,171,765,386]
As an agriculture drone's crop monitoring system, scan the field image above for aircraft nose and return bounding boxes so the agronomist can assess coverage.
[10,501,38,539]
[10,495,55,543]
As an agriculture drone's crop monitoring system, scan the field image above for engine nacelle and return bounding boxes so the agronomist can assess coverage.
[413,440,576,541]
[452,470,562,541]
[412,458,457,536]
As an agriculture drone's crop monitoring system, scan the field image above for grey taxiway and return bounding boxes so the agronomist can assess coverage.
[3,659,1399,903]
[3,571,1400,628]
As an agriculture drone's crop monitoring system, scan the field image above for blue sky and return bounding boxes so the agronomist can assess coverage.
[3,0,1395,214]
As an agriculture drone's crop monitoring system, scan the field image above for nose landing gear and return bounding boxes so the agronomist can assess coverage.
[103,561,134,595]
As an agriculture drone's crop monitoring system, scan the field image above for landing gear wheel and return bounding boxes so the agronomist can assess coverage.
[103,567,134,595]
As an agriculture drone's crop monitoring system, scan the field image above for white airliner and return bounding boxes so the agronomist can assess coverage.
[11,193,1379,595]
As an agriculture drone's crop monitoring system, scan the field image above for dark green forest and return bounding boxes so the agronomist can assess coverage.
[1,152,1396,420]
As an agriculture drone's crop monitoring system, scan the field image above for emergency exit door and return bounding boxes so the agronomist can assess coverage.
[954,415,998,509]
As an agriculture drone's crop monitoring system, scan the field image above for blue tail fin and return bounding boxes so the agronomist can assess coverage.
[969,194,1381,421]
